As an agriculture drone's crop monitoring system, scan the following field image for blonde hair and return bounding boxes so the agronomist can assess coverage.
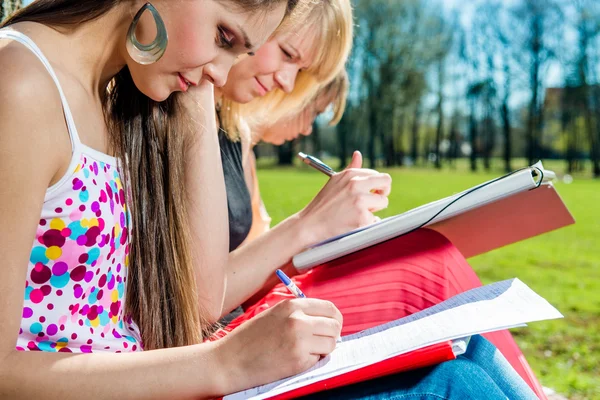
[222,0,353,140]
[321,69,349,126]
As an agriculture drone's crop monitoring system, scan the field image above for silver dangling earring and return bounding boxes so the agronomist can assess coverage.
[126,3,168,65]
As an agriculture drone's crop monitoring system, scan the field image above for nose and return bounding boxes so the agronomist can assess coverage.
[301,124,313,136]
[202,63,228,87]
[202,54,236,88]
[274,65,300,93]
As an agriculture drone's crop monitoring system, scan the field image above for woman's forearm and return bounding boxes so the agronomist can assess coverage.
[222,212,314,314]
[183,86,230,322]
[0,344,226,400]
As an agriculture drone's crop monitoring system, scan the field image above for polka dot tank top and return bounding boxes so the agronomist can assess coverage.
[1,29,143,353]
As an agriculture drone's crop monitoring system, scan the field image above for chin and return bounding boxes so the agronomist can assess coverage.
[226,84,255,104]
[145,88,172,103]
[128,73,169,103]
[263,137,284,146]
[132,84,170,102]
[234,91,256,105]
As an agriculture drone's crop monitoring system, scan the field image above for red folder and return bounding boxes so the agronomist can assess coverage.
[268,341,456,399]
[218,341,456,400]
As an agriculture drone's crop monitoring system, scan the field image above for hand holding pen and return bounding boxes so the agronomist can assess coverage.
[294,151,391,239]
[276,269,342,343]
[297,151,383,193]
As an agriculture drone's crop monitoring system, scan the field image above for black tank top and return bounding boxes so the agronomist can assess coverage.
[219,129,253,252]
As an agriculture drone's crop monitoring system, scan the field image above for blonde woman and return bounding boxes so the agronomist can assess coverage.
[208,1,546,395]
[245,72,350,245]
[208,0,395,318]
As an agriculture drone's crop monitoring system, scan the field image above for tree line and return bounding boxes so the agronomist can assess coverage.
[4,1,600,178]
[341,0,600,177]
[276,0,600,178]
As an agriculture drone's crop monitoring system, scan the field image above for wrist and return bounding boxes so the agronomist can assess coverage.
[288,212,320,250]
[210,337,246,396]
[173,343,224,398]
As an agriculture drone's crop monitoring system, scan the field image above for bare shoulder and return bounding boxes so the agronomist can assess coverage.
[0,41,64,113]
[0,41,71,181]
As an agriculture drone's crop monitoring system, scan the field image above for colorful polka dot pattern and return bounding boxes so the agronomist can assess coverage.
[17,154,142,353]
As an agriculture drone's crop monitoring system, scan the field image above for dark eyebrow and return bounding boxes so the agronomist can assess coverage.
[236,23,254,50]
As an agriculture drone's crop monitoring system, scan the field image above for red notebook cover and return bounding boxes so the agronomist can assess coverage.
[220,341,456,400]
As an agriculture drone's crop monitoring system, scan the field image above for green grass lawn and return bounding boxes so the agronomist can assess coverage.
[257,159,600,400]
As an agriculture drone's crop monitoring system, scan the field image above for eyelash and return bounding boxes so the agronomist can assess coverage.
[280,46,293,60]
[217,26,234,49]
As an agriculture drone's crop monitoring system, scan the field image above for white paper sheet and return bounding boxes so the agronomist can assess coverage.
[224,278,562,400]
[294,166,541,270]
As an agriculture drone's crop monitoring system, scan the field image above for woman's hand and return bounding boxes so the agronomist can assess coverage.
[298,151,392,244]
[181,80,216,120]
[214,299,342,392]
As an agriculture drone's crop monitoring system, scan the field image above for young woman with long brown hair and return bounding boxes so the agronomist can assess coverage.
[0,1,354,398]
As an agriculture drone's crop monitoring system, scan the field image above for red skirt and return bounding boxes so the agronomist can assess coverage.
[223,229,546,399]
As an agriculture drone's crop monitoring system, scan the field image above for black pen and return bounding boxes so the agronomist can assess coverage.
[298,152,337,177]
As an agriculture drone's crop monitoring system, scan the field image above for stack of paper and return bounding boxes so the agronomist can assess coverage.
[224,278,562,400]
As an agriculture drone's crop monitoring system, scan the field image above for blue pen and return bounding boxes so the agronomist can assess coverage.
[276,269,306,298]
[275,269,342,343]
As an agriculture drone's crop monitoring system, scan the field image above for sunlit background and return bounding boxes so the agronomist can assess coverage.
[2,1,598,399]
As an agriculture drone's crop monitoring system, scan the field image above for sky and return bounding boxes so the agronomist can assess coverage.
[442,0,566,90]
[19,0,571,92]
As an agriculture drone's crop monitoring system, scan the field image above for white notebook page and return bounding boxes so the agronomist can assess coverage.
[224,278,562,400]
[294,166,543,270]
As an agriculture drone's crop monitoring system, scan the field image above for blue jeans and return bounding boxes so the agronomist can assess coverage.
[304,335,538,399]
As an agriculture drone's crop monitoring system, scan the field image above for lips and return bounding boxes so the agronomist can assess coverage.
[178,73,197,92]
[255,77,269,96]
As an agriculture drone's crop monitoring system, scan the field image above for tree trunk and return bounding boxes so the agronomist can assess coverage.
[587,112,600,177]
[536,88,545,161]
[526,81,538,165]
[311,120,321,155]
[277,141,295,165]
[581,39,600,178]
[527,16,542,165]
[594,86,600,178]
[501,103,512,173]
[336,114,349,170]
[395,112,405,166]
[448,116,459,169]
[434,112,443,170]
[501,58,512,173]
[482,113,496,172]
[469,98,478,172]
[410,102,421,166]
[368,103,378,169]
[434,61,445,170]
[384,136,395,167]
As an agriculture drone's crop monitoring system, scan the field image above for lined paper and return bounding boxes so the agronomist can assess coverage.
[224,278,562,400]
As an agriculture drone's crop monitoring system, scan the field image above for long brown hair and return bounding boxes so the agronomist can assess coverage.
[2,0,297,350]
